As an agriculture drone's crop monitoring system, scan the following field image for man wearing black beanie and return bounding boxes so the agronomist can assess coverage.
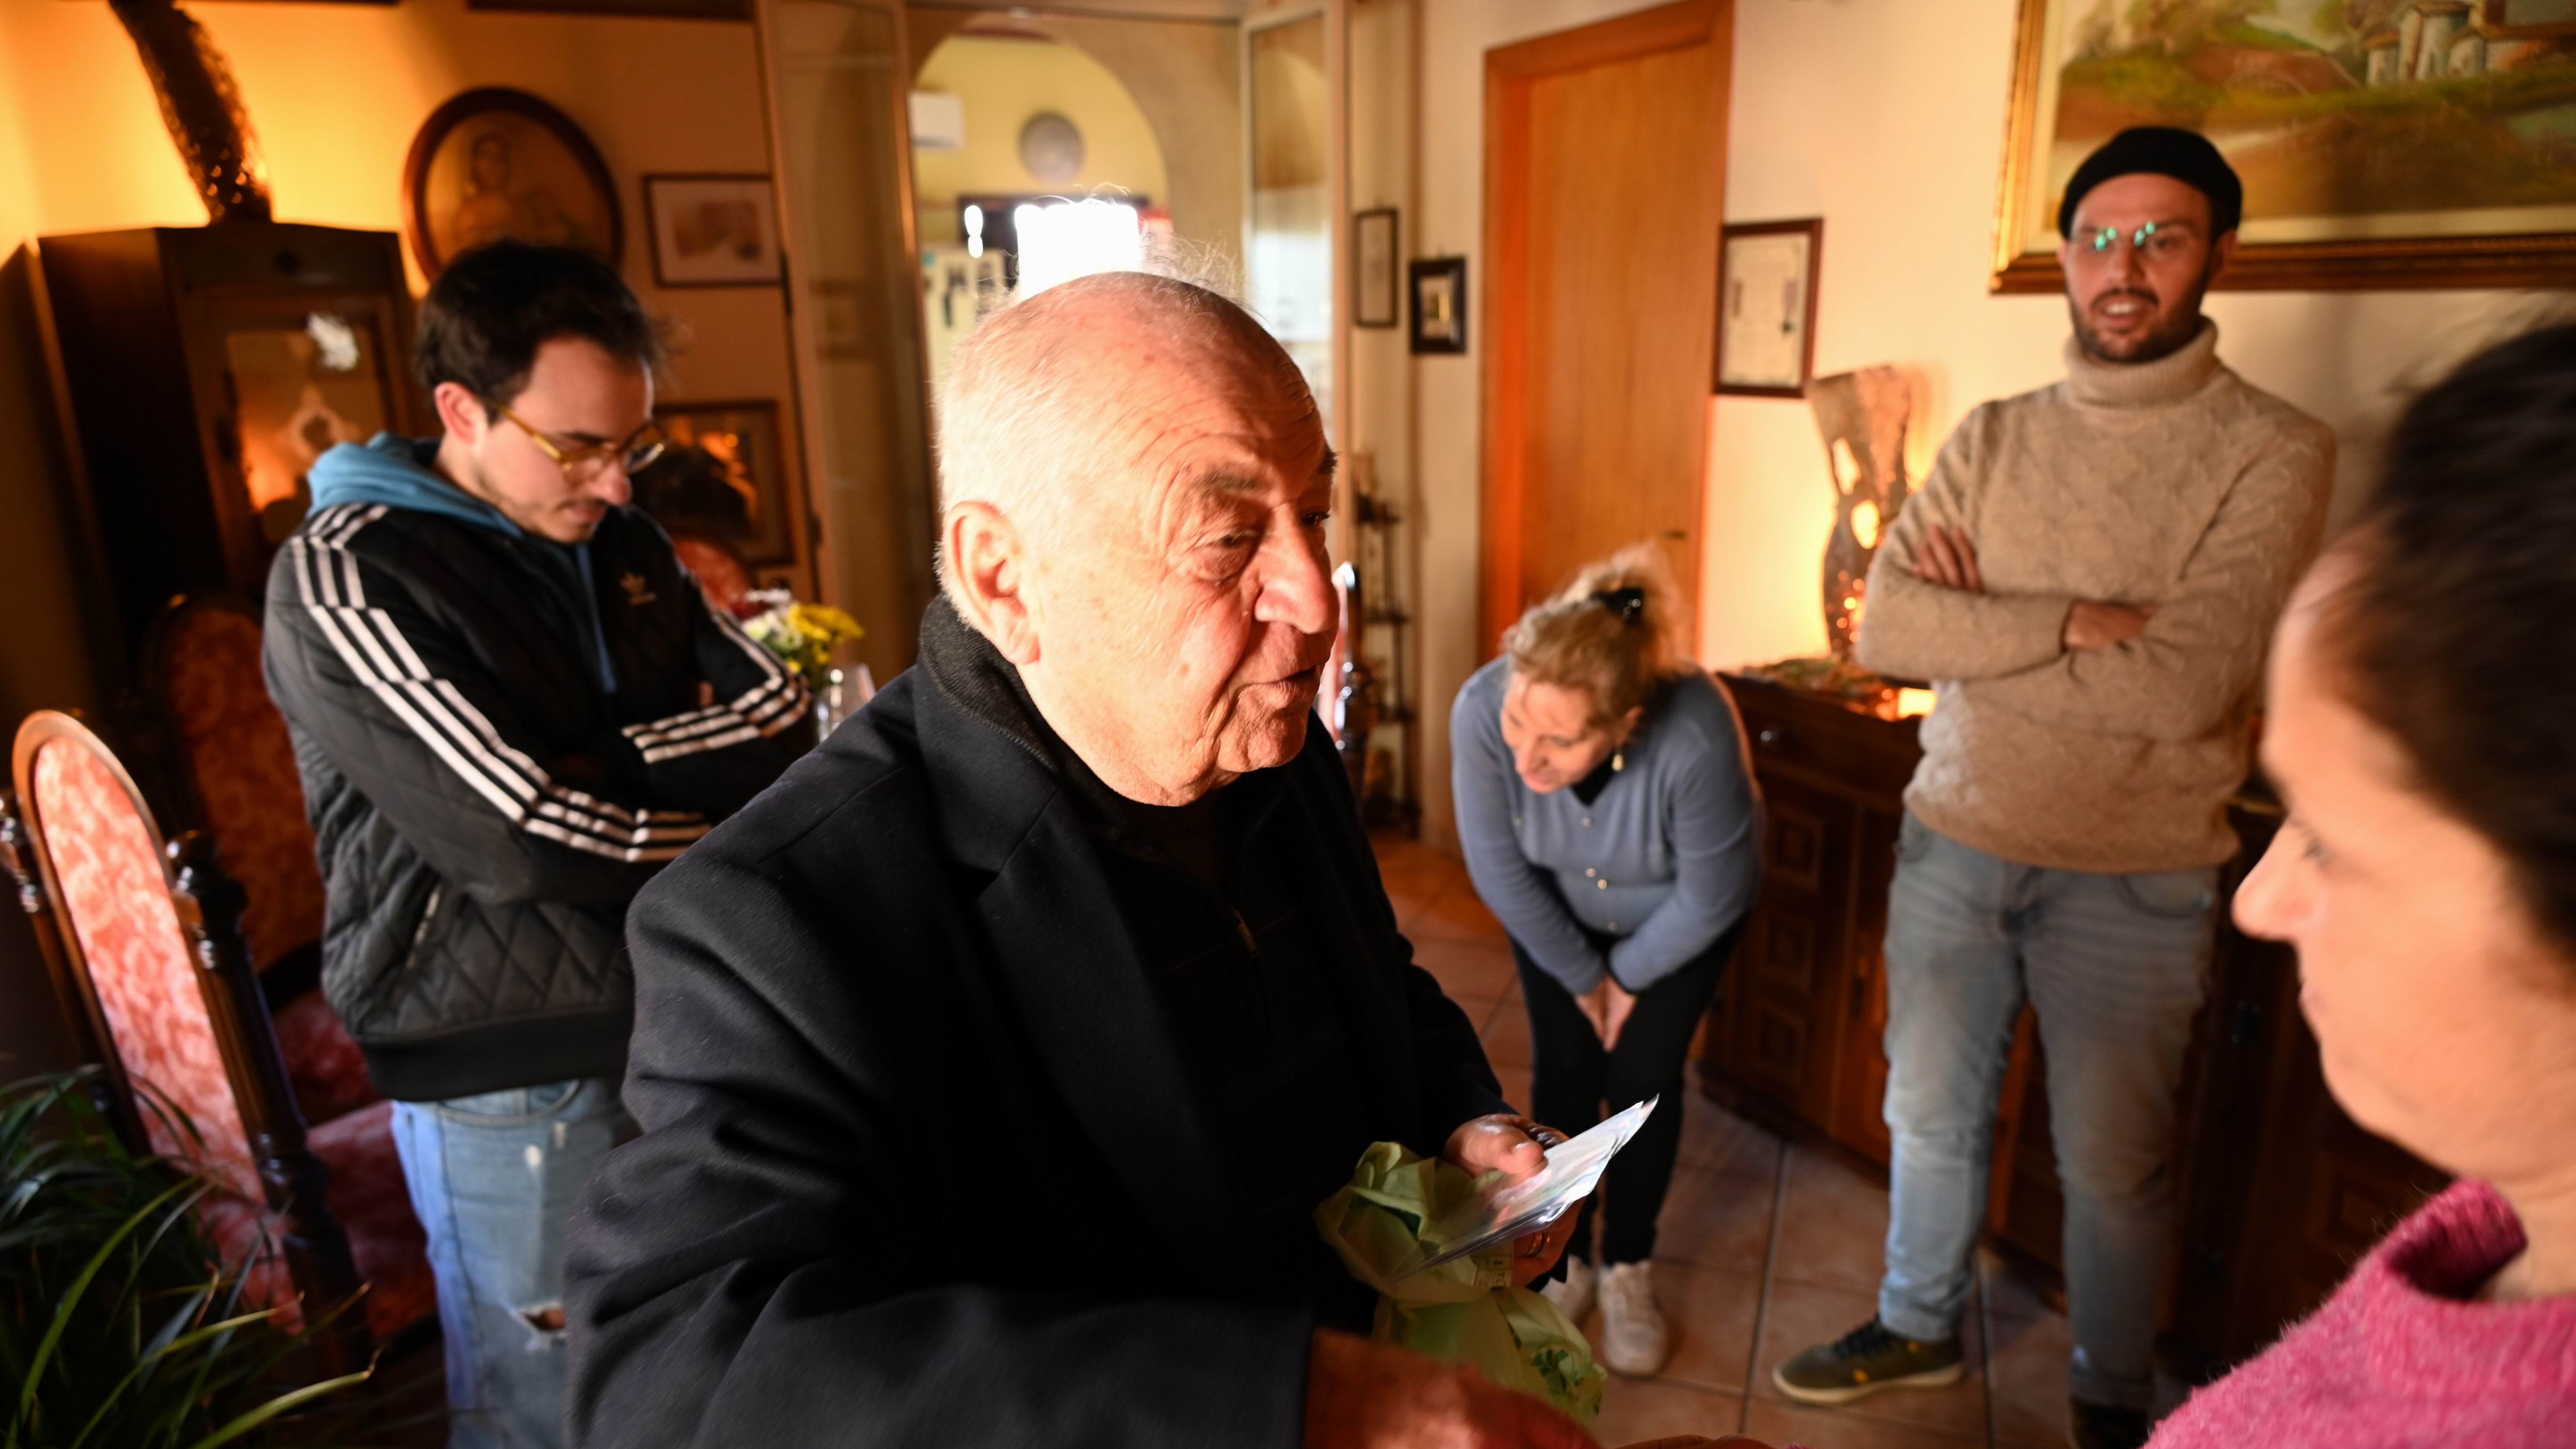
[2054,125,2244,364]
[1768,128,2333,1449]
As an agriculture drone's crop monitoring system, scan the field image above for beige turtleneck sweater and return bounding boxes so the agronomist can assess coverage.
[1855,322,2333,873]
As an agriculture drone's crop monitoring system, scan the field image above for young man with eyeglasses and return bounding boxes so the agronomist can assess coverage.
[1768,129,2333,1449]
[265,240,812,1449]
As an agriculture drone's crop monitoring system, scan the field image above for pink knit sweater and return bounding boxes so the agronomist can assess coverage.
[2151,1180,2576,1447]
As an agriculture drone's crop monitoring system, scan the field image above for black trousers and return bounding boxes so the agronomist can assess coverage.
[1513,925,1738,1266]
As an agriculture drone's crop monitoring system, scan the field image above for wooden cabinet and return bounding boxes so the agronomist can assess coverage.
[1704,676,1918,1152]
[1701,671,2445,1376]
[32,224,426,661]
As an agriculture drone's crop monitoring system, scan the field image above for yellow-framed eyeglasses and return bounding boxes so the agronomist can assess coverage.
[494,401,667,481]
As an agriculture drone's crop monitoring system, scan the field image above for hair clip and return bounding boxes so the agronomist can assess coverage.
[1591,587,1647,623]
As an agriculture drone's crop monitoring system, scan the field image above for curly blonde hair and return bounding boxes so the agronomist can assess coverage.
[1500,544,1685,729]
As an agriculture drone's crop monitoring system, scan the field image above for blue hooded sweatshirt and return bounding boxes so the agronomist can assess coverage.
[307,433,621,692]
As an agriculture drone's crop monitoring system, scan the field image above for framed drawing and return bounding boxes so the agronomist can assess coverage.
[1409,257,1467,355]
[631,400,795,567]
[644,174,783,287]
[1995,0,2576,292]
[1715,218,1822,397]
[1353,209,1399,328]
[403,89,622,279]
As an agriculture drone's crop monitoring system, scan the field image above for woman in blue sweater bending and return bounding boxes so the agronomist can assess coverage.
[1451,547,1765,1377]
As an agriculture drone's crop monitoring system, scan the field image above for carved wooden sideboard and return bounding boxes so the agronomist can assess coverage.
[1699,670,2448,1374]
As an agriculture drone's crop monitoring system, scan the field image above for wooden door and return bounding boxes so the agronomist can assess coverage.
[1481,1,1730,654]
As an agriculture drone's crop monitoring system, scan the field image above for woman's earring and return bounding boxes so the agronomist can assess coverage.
[1611,748,1625,773]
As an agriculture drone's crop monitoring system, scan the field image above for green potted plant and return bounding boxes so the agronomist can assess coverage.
[0,1069,390,1448]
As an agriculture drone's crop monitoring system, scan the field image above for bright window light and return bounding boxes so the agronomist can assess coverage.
[1014,199,1144,298]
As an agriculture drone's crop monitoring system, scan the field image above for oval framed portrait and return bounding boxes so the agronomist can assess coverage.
[403,88,623,278]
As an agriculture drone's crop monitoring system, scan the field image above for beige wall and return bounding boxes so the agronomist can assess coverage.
[1385,0,2563,855]
[913,34,1172,245]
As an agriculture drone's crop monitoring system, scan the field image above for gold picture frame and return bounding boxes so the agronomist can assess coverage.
[1992,0,2576,294]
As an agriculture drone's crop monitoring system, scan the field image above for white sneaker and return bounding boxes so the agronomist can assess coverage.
[1597,1261,1669,1375]
[1542,1255,1596,1323]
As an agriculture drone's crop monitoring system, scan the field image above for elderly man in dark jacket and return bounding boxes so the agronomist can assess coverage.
[562,272,1598,1449]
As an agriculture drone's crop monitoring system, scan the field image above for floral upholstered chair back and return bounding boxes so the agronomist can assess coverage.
[151,598,325,970]
[15,717,259,1199]
[149,597,373,1126]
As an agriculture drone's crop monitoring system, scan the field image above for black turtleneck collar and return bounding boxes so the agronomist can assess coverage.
[915,596,1282,887]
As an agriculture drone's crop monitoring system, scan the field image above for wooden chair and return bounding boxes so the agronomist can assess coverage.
[142,594,375,1129]
[3,711,434,1367]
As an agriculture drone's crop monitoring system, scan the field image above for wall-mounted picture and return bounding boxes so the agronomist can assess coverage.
[644,174,784,287]
[403,88,621,279]
[1409,257,1467,355]
[1353,209,1399,328]
[630,400,794,567]
[1715,218,1822,397]
[1996,0,2576,291]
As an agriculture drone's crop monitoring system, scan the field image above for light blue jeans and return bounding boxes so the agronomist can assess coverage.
[1876,816,2217,1411]
[390,1077,631,1449]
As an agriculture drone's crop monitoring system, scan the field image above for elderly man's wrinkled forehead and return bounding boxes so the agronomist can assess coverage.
[978,275,1320,471]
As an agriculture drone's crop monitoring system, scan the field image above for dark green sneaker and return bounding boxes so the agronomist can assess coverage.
[2069,1397,2152,1449]
[1771,1318,1965,1405]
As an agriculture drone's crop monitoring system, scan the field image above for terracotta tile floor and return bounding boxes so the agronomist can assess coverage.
[1374,833,2149,1449]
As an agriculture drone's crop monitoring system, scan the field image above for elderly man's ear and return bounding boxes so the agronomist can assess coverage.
[945,501,1041,665]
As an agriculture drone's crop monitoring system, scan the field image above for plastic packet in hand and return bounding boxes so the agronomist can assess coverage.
[1315,1142,1606,1422]
[1406,1096,1659,1280]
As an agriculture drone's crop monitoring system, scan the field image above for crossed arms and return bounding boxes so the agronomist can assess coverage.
[1853,405,2332,743]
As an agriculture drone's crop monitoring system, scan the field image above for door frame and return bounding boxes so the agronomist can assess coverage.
[1478,0,1732,656]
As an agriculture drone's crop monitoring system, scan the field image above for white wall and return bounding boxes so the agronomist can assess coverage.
[1394,0,2564,855]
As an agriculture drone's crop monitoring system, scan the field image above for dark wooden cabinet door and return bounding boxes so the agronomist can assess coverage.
[2167,802,2449,1370]
[1830,802,1901,1162]
[1731,773,1856,1125]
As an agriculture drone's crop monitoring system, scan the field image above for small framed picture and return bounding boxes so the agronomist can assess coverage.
[643,174,783,288]
[631,400,795,566]
[1714,218,1823,397]
[1409,257,1467,356]
[1353,209,1399,329]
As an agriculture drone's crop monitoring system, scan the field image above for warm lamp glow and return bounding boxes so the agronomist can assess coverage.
[1896,688,1935,719]
[1849,499,1880,550]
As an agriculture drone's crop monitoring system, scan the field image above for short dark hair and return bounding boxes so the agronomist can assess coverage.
[2326,319,2576,957]
[414,240,666,410]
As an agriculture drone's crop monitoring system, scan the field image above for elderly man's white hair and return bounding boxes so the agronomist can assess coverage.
[933,268,1313,605]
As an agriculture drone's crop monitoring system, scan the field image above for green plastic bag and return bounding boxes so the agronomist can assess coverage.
[1314,1140,1606,1423]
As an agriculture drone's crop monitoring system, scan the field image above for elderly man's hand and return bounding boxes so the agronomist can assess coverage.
[1306,1330,1597,1449]
[1443,1114,1580,1288]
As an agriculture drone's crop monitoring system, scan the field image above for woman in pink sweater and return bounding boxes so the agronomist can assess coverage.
[2148,324,2576,1446]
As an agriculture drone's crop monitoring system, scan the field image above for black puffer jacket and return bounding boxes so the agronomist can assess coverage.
[264,452,813,1101]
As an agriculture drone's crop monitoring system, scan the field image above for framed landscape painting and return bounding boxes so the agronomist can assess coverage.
[1993,0,2576,291]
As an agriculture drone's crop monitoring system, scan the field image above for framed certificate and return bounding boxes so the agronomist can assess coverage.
[1353,208,1400,328]
[1714,218,1822,397]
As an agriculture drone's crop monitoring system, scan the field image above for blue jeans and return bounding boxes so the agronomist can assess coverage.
[1876,816,2216,1411]
[391,1077,632,1449]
